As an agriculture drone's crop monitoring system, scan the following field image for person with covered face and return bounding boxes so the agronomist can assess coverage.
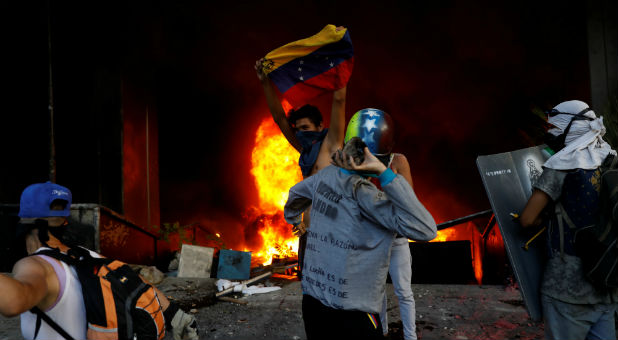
[520,100,617,340]
[283,108,437,340]
[255,57,347,277]
[0,182,198,340]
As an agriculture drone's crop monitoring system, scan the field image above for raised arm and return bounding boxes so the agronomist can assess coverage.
[323,26,348,153]
[255,59,302,152]
[0,257,49,317]
[324,86,347,151]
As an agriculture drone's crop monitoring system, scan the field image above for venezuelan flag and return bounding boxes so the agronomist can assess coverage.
[262,24,354,107]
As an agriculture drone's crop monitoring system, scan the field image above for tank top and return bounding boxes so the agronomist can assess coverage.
[20,247,87,340]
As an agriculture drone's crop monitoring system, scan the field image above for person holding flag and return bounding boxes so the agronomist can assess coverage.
[254,24,352,275]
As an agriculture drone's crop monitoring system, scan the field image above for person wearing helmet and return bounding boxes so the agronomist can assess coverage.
[344,108,418,339]
[520,100,617,340]
[284,108,436,340]
[0,182,198,340]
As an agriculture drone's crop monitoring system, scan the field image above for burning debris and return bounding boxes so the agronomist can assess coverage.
[243,118,302,265]
[193,117,502,285]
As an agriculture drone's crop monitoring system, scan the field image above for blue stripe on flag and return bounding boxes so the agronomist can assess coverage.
[269,31,353,93]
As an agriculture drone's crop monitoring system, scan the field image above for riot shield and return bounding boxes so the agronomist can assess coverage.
[477,145,552,321]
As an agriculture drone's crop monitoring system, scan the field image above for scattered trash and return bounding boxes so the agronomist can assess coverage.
[215,272,273,298]
[216,249,251,280]
[242,284,281,296]
[216,279,240,292]
[139,266,165,285]
[215,278,281,296]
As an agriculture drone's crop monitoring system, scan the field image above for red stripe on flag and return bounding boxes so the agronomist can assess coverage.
[282,57,354,108]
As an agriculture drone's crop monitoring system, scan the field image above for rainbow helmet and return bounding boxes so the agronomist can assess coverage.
[344,108,395,157]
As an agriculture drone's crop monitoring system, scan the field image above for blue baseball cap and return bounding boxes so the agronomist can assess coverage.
[18,182,72,218]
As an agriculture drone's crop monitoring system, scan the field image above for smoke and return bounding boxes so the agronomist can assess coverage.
[155,1,590,233]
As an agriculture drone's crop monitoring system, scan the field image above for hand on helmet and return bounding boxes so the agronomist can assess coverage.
[331,147,387,175]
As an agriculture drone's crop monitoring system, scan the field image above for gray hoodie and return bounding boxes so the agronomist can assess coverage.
[284,165,436,314]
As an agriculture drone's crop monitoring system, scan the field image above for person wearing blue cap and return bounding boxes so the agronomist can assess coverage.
[0,181,89,339]
[0,182,199,340]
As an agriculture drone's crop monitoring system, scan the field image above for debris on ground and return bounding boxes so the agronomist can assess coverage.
[216,278,282,297]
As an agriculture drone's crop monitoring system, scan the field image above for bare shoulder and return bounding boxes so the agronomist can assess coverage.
[314,138,340,171]
[391,153,413,187]
[393,153,408,162]
[391,153,410,169]
[13,256,49,279]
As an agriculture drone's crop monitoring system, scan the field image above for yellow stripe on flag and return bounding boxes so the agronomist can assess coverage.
[262,24,347,75]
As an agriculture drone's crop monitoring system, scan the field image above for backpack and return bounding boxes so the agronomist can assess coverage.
[557,154,618,289]
[31,246,166,340]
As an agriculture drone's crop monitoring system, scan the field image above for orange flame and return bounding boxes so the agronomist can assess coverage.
[251,118,303,212]
[425,222,484,284]
[430,228,458,242]
[249,118,303,265]
[252,216,299,264]
[247,118,485,283]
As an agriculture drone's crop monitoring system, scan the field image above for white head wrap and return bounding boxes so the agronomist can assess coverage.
[544,100,616,170]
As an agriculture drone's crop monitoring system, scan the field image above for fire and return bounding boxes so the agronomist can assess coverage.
[251,118,303,212]
[428,222,484,284]
[251,216,298,264]
[246,118,486,283]
[249,118,303,265]
[431,228,458,242]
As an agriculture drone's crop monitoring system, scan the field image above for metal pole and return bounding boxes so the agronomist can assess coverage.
[436,209,493,231]
[47,0,56,182]
[146,107,151,228]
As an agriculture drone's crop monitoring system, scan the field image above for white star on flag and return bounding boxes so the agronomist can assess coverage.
[300,76,304,81]
[363,119,377,132]
[364,110,379,118]
[298,67,302,71]
[330,62,334,67]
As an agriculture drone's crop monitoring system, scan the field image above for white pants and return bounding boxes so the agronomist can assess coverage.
[381,237,416,340]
